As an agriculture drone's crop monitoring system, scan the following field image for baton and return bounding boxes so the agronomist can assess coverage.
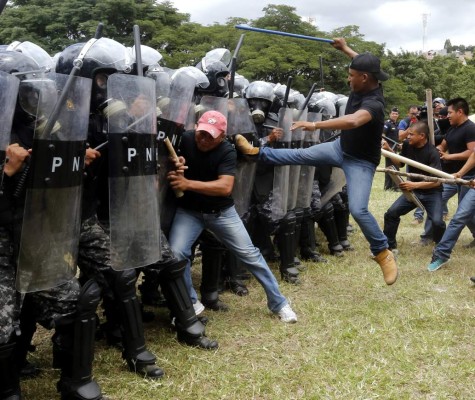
[163,137,184,198]
[94,141,108,151]
[295,83,317,120]
[133,25,143,77]
[235,24,334,44]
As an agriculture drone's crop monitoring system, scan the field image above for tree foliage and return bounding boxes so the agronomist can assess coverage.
[1,1,475,113]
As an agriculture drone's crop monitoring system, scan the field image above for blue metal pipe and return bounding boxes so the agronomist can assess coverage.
[235,24,334,44]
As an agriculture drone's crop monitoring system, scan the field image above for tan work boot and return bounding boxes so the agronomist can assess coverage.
[234,134,260,155]
[372,249,398,285]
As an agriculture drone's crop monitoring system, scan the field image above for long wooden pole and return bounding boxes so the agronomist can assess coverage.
[377,167,471,186]
[381,149,454,179]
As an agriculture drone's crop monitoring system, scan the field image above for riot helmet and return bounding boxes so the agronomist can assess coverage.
[244,81,275,124]
[308,93,336,116]
[0,49,40,76]
[56,38,133,112]
[7,40,54,71]
[196,58,229,97]
[196,48,232,69]
[233,73,249,97]
[128,45,163,75]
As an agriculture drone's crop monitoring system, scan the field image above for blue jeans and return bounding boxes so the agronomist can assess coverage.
[384,191,445,249]
[421,183,457,239]
[168,206,288,313]
[433,187,475,260]
[260,139,388,254]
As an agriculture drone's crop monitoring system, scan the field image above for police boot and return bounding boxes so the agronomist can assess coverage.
[159,260,218,350]
[0,339,21,400]
[114,270,163,379]
[200,242,229,311]
[54,280,103,400]
[317,203,344,257]
[275,212,300,284]
[223,253,249,296]
[299,210,327,263]
[334,207,354,251]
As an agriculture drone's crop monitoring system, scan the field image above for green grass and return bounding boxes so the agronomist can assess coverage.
[22,167,475,399]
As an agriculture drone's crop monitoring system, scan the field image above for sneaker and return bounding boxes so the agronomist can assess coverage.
[411,218,423,225]
[193,300,205,316]
[372,249,398,285]
[470,276,475,284]
[276,304,297,323]
[427,257,449,272]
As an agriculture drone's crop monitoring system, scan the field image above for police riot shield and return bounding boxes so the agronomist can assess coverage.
[107,73,161,270]
[196,95,229,121]
[270,107,293,220]
[320,167,346,206]
[228,98,258,218]
[16,72,91,292]
[296,112,321,209]
[0,71,19,164]
[287,108,307,211]
[156,72,196,233]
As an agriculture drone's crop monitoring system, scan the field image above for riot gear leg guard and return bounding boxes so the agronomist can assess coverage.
[317,203,344,257]
[113,270,163,379]
[275,212,300,284]
[54,280,102,400]
[199,233,228,311]
[300,209,327,263]
[0,339,21,400]
[223,253,249,296]
[14,293,40,379]
[293,208,304,268]
[333,206,354,251]
[159,260,218,350]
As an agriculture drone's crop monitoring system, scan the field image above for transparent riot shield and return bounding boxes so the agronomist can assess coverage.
[287,109,307,210]
[156,73,196,233]
[0,71,19,164]
[320,167,346,207]
[107,73,161,270]
[227,98,258,218]
[270,107,293,220]
[296,112,321,209]
[196,95,229,121]
[16,73,92,292]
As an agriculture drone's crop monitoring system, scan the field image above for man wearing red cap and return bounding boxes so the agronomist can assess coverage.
[236,38,398,286]
[167,110,297,323]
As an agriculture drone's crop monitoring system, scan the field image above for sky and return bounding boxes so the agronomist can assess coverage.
[169,0,475,54]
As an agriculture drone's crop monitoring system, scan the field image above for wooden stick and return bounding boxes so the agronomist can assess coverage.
[426,89,435,145]
[381,149,454,179]
[377,167,471,186]
[163,137,184,198]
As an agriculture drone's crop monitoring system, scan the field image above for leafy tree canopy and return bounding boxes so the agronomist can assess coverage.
[1,1,475,113]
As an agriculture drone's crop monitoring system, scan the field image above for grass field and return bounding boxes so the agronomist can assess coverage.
[22,168,475,399]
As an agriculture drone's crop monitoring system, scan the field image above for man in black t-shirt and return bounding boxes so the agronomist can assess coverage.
[421,97,475,244]
[383,121,446,250]
[167,111,297,323]
[236,38,398,286]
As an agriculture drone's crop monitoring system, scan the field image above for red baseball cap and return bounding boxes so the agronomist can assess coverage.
[196,110,227,138]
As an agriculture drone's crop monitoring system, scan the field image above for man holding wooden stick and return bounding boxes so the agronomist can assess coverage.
[382,121,446,252]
